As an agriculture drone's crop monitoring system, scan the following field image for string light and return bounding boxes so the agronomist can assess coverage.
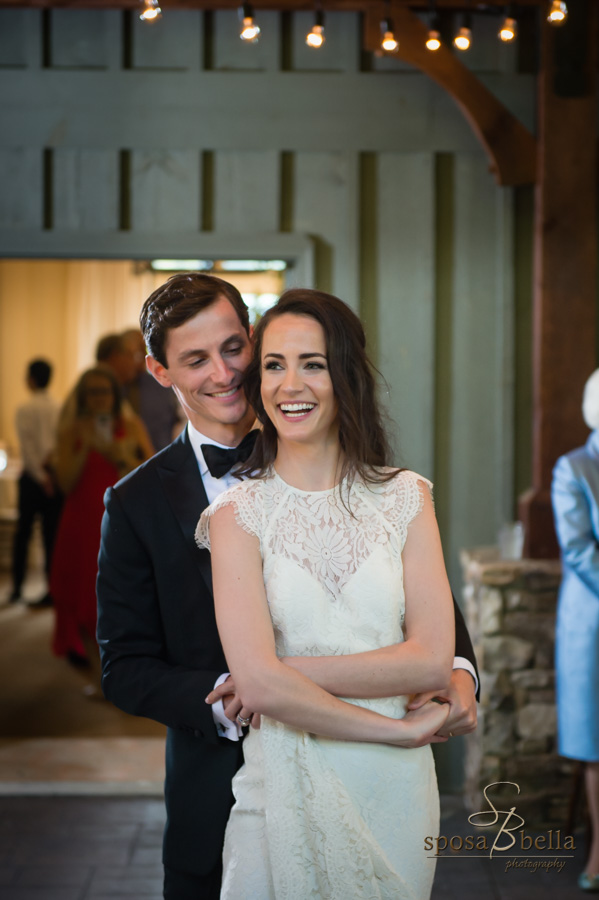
[426,28,441,51]
[547,0,568,25]
[425,1,441,52]
[139,0,161,23]
[306,10,325,48]
[380,18,399,53]
[239,3,260,42]
[453,13,472,51]
[499,14,517,42]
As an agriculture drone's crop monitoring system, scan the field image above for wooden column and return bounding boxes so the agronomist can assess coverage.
[519,0,598,558]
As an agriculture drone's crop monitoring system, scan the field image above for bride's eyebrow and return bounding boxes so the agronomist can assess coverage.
[264,352,326,360]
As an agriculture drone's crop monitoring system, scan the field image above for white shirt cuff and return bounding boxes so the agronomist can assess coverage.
[211,672,243,741]
[452,657,479,695]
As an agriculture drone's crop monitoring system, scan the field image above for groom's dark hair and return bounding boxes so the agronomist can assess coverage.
[140,272,250,367]
[237,288,399,492]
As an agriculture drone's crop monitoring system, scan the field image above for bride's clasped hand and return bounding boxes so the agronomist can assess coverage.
[393,699,451,747]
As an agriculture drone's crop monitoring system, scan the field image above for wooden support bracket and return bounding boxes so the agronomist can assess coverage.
[363,2,537,187]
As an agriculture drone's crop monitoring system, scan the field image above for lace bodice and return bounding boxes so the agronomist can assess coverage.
[196,468,431,656]
[197,466,430,568]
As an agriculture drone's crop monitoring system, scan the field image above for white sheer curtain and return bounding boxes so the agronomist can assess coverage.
[0,260,161,455]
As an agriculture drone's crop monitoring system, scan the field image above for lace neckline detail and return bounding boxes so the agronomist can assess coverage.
[270,467,339,497]
[196,467,432,604]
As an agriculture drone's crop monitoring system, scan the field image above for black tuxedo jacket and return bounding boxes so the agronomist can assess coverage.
[97,428,243,877]
[96,427,478,877]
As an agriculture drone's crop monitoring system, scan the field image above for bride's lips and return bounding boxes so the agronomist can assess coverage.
[277,402,316,421]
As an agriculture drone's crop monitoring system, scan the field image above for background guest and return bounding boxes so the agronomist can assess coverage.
[95,333,138,388]
[57,333,152,451]
[50,367,153,686]
[552,367,599,893]
[10,358,61,607]
[121,328,183,452]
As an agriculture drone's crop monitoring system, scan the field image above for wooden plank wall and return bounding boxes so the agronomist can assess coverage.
[0,7,535,600]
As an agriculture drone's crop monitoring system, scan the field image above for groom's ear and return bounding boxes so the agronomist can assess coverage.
[146,355,172,389]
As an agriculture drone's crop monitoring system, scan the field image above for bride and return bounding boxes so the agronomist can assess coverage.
[196,288,454,899]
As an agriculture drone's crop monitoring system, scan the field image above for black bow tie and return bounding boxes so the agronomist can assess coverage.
[201,430,259,479]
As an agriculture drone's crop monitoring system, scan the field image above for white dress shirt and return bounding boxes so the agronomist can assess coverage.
[188,422,248,740]
[15,390,59,484]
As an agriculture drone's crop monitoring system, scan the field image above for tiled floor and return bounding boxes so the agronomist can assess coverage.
[0,795,587,899]
[0,797,164,899]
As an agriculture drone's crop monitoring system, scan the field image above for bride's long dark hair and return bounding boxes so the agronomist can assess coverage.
[236,288,400,488]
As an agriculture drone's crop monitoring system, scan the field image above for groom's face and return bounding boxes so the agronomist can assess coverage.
[147,295,254,441]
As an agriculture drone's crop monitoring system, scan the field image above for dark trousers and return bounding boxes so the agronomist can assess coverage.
[163,863,222,900]
[12,472,62,594]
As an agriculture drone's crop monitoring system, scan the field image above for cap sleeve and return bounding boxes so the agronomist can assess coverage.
[405,470,434,523]
[383,469,434,544]
[195,480,263,552]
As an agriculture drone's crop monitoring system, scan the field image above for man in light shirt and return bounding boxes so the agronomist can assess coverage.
[10,359,62,606]
[96,273,478,899]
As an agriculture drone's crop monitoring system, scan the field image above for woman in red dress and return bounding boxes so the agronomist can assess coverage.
[50,367,153,670]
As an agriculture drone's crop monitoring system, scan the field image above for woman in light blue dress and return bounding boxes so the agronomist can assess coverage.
[552,368,599,892]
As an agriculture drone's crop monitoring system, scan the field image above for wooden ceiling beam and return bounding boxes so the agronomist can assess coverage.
[0,0,549,9]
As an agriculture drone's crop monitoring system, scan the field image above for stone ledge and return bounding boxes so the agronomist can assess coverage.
[460,547,561,589]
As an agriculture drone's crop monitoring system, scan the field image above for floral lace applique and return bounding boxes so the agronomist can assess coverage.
[196,469,432,602]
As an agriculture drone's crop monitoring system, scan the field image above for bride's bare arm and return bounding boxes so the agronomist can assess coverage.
[209,504,448,747]
[279,488,454,698]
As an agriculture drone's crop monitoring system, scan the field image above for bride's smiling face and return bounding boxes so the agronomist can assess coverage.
[260,313,339,447]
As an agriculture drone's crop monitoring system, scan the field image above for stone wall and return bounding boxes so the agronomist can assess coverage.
[461,548,573,826]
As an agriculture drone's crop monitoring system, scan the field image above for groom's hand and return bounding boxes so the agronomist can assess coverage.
[407,669,477,738]
[205,676,236,709]
[206,678,261,729]
[206,676,239,719]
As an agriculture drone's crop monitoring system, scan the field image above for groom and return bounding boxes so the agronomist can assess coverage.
[96,272,478,899]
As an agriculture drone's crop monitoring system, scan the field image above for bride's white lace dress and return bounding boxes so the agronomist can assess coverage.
[196,468,440,900]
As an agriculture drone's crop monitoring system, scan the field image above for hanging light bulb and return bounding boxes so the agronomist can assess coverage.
[426,16,441,52]
[380,18,399,53]
[306,10,325,48]
[239,3,260,42]
[547,0,568,25]
[139,0,161,23]
[426,2,441,52]
[499,16,517,41]
[426,29,441,51]
[499,6,517,42]
[453,13,472,51]
[454,28,471,50]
